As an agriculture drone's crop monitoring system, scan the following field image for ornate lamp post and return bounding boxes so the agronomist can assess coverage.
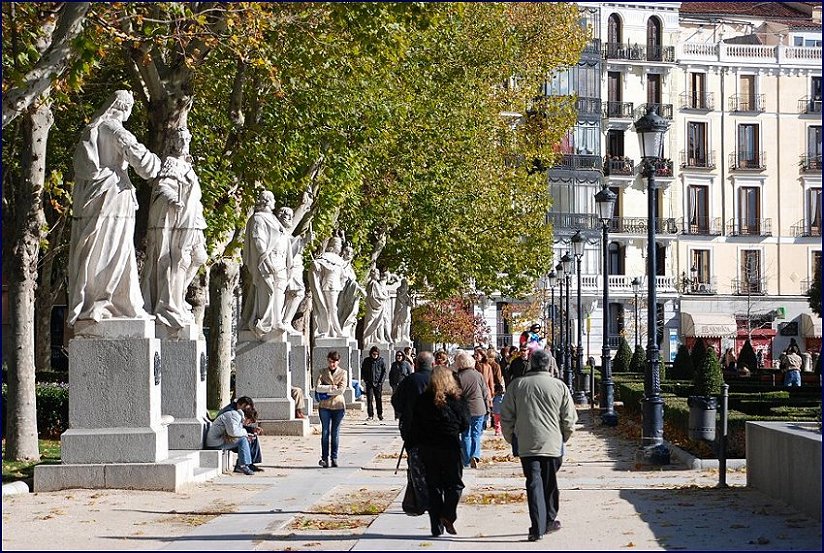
[690,264,699,293]
[634,106,670,462]
[632,276,642,349]
[571,231,587,405]
[547,270,557,358]
[595,187,618,425]
[561,252,573,391]
[555,261,565,369]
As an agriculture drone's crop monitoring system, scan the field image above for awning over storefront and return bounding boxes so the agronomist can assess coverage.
[800,313,822,338]
[681,312,738,338]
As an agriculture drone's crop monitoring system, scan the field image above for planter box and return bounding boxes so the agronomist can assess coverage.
[746,421,822,521]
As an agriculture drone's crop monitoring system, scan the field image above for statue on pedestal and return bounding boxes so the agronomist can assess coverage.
[277,196,314,336]
[338,244,366,341]
[141,127,207,328]
[309,236,349,338]
[68,90,162,325]
[392,277,412,343]
[363,268,394,345]
[241,190,291,339]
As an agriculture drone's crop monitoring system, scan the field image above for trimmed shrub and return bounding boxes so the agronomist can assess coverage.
[737,339,757,373]
[629,344,646,373]
[693,345,724,397]
[1,382,69,438]
[613,336,633,373]
[671,344,694,380]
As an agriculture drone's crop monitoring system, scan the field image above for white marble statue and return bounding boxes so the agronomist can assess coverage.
[68,90,162,326]
[363,268,393,344]
[337,244,366,341]
[277,197,313,335]
[391,277,412,343]
[141,127,207,328]
[241,190,291,339]
[309,236,348,338]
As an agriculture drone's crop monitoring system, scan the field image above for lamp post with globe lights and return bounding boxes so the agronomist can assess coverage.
[571,231,588,405]
[595,187,618,425]
[561,252,573,391]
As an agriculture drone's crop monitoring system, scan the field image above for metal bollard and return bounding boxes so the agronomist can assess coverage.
[717,383,729,488]
[590,365,596,410]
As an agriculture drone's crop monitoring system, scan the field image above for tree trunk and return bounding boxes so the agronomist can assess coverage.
[34,217,67,373]
[5,100,53,460]
[207,258,239,409]
[186,269,210,330]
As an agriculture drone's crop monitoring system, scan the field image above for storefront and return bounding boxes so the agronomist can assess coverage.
[800,313,822,353]
[735,327,777,368]
[680,312,738,353]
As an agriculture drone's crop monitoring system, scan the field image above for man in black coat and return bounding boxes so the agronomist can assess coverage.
[361,346,387,420]
[392,351,434,442]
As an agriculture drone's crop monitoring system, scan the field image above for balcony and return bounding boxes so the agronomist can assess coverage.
[800,154,822,172]
[729,93,765,113]
[732,278,766,296]
[791,219,821,237]
[727,218,772,237]
[603,42,674,62]
[547,212,599,231]
[609,217,679,235]
[603,156,635,176]
[648,158,674,178]
[603,101,634,119]
[679,91,715,111]
[577,97,602,118]
[678,216,723,236]
[680,150,716,169]
[729,151,766,171]
[582,38,601,56]
[636,103,673,120]
[551,154,602,172]
[684,277,719,295]
[798,96,822,114]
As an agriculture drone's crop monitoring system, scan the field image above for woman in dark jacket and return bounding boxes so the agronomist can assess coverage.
[410,366,471,537]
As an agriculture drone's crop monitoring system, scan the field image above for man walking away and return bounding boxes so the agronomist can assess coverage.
[501,349,577,542]
[361,346,387,420]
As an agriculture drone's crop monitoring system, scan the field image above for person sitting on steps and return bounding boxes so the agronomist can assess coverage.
[216,396,264,472]
[206,403,259,475]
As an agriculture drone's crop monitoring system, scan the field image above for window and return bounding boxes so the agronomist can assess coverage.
[607,130,625,157]
[808,126,822,158]
[809,188,822,232]
[608,302,624,340]
[496,303,511,347]
[739,75,756,110]
[545,68,571,96]
[607,13,622,54]
[740,250,762,293]
[607,72,622,115]
[687,122,708,166]
[656,243,666,276]
[688,185,710,233]
[575,65,600,100]
[737,124,760,167]
[607,242,624,275]
[610,187,621,218]
[690,72,707,109]
[691,249,711,288]
[738,187,761,234]
[813,251,822,282]
[647,74,662,104]
[647,17,662,61]
[813,77,822,101]
[574,123,600,156]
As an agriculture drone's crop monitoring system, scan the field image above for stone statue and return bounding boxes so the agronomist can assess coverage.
[141,127,207,328]
[337,244,365,341]
[241,190,291,339]
[68,90,162,326]
[391,277,412,343]
[363,268,392,344]
[277,197,313,335]
[309,236,348,338]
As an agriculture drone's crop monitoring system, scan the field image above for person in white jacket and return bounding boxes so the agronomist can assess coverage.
[206,405,257,475]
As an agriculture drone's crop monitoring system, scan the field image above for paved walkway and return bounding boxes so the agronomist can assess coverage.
[2,403,821,551]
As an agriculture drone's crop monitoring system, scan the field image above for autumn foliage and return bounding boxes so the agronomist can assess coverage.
[411,297,490,347]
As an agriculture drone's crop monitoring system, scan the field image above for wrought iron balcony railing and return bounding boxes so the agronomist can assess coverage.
[649,158,674,178]
[684,277,718,295]
[608,217,679,235]
[551,154,602,171]
[636,103,673,120]
[732,278,766,296]
[603,156,635,176]
[729,93,765,112]
[603,42,674,62]
[729,151,766,170]
[577,97,602,117]
[679,91,714,111]
[547,212,599,231]
[677,216,723,235]
[603,101,634,119]
[790,218,822,237]
[798,96,822,114]
[727,218,772,237]
[680,150,716,169]
[800,154,822,172]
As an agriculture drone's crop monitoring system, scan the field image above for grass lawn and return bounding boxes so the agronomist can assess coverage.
[2,439,61,483]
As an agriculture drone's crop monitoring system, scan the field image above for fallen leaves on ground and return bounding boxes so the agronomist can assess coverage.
[463,490,526,505]
[289,515,371,530]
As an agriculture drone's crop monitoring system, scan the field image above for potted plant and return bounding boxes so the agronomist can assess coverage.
[688,345,723,441]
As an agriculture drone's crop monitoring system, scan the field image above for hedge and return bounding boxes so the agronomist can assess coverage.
[1,382,69,439]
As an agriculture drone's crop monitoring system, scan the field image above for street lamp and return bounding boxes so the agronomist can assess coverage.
[632,276,642,349]
[571,231,587,405]
[634,106,670,462]
[595,187,618,426]
[555,262,565,369]
[690,264,698,293]
[547,270,557,358]
[561,252,573,391]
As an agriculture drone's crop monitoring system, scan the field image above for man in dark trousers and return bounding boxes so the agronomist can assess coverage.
[361,346,387,421]
[216,396,264,472]
[501,349,577,542]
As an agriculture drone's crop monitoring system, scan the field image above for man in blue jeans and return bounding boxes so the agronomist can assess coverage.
[454,350,489,468]
[501,349,577,542]
[206,404,258,475]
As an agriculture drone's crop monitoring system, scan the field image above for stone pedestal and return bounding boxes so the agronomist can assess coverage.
[157,324,209,450]
[394,339,413,351]
[34,319,221,492]
[236,334,309,436]
[288,334,313,415]
[312,337,360,408]
[364,341,393,358]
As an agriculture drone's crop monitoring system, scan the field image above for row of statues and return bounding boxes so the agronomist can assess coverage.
[68,90,412,346]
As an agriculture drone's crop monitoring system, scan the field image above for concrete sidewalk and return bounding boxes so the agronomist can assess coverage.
[2,404,821,551]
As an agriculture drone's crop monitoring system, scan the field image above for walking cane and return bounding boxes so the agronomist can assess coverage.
[394,443,405,475]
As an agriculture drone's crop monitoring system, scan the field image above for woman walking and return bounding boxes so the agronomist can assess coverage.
[316,350,348,468]
[410,366,470,537]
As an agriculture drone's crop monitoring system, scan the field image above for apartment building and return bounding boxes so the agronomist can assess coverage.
[490,2,821,366]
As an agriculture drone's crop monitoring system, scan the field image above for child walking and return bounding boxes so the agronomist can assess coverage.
[491,383,504,436]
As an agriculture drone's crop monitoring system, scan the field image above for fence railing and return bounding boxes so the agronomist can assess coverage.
[790,218,821,237]
[679,91,715,111]
[684,277,718,295]
[636,103,673,120]
[732,278,766,296]
[552,154,602,171]
[604,156,635,176]
[729,93,765,112]
[729,151,766,170]
[798,96,822,114]
[609,217,679,235]
[677,216,723,235]
[603,42,674,62]
[727,218,772,237]
[603,101,634,119]
[680,150,716,169]
[800,154,822,172]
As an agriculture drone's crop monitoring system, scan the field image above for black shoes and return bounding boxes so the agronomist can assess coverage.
[527,533,543,542]
[331,459,338,468]
[318,459,328,468]
[248,464,264,472]
[528,520,560,541]
[431,523,444,537]
[440,517,457,535]
[233,464,254,475]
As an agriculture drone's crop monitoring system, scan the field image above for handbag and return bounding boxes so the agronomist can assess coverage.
[401,447,428,516]
[313,390,330,402]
